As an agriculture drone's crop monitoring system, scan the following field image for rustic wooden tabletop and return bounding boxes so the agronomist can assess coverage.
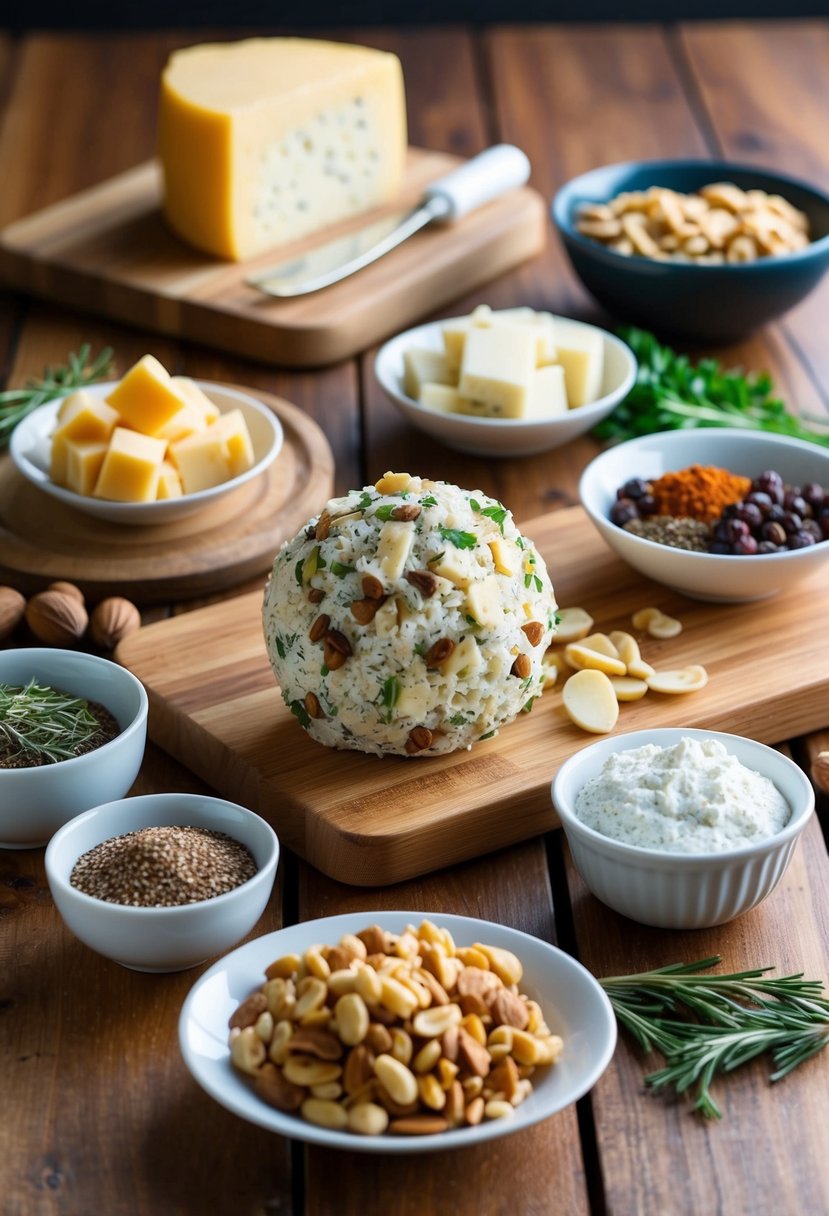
[1,20,828,1216]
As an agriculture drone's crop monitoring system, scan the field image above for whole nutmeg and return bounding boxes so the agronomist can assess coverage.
[47,580,85,604]
[25,589,89,647]
[812,751,829,796]
[0,585,27,640]
[88,596,141,650]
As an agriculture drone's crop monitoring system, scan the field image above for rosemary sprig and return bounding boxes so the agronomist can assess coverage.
[0,679,102,764]
[601,957,829,1119]
[0,345,115,447]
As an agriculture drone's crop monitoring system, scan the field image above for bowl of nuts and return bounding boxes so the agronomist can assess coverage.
[579,427,829,602]
[179,912,616,1151]
[44,793,279,971]
[0,647,148,848]
[552,160,829,343]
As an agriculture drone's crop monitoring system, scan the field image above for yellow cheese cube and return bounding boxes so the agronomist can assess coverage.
[60,439,109,497]
[488,537,519,576]
[441,317,475,375]
[429,546,477,589]
[53,390,119,443]
[528,364,569,418]
[205,409,256,477]
[50,431,70,486]
[170,377,221,423]
[376,520,415,580]
[157,461,184,499]
[106,355,189,437]
[374,472,416,495]
[553,319,604,408]
[156,401,208,444]
[158,38,407,261]
[458,325,537,417]
[403,348,453,400]
[93,427,168,502]
[169,429,232,494]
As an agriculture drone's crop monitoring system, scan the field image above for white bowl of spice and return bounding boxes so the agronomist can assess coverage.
[579,428,829,602]
[551,727,815,928]
[44,793,279,972]
[0,647,148,848]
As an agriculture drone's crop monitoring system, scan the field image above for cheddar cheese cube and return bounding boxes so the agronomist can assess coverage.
[207,409,255,478]
[53,390,119,444]
[61,439,109,497]
[169,429,232,494]
[105,355,189,437]
[157,461,184,499]
[170,377,221,423]
[93,427,168,502]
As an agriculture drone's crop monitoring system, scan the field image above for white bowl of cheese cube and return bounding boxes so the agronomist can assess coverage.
[374,307,636,457]
[10,362,283,525]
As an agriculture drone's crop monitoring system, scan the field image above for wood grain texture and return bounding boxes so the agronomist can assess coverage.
[0,150,547,367]
[0,389,334,603]
[116,503,829,885]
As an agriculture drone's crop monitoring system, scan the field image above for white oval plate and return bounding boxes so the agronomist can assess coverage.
[9,380,283,525]
[374,315,636,457]
[179,911,616,1153]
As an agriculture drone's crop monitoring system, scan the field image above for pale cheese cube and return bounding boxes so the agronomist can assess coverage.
[53,390,119,444]
[441,317,475,375]
[488,537,519,576]
[158,38,407,261]
[157,461,184,499]
[527,364,569,418]
[396,680,434,718]
[418,384,475,415]
[403,348,453,400]
[553,319,604,408]
[170,377,221,423]
[458,325,537,418]
[429,546,478,589]
[93,427,167,502]
[442,634,482,679]
[376,520,415,580]
[204,409,256,477]
[466,577,504,629]
[373,597,399,637]
[489,308,557,363]
[106,355,189,437]
[61,439,109,496]
[169,428,233,494]
[156,400,209,444]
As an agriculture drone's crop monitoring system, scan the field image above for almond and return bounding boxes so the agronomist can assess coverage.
[89,596,141,650]
[25,589,88,646]
[0,586,26,641]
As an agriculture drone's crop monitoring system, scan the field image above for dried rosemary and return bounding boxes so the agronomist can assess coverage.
[601,956,829,1119]
[0,345,115,447]
[0,679,113,766]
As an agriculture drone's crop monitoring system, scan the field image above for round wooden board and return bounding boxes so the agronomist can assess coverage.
[0,389,334,604]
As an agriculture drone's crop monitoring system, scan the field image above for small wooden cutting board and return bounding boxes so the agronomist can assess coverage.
[116,504,829,886]
[0,149,547,368]
[0,389,333,603]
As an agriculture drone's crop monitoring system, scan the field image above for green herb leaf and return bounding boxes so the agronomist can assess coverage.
[438,525,477,550]
[289,699,311,729]
[594,327,829,447]
[374,504,395,521]
[480,503,508,534]
[601,956,829,1120]
[420,494,438,507]
[330,561,355,577]
[377,676,400,724]
[0,345,115,448]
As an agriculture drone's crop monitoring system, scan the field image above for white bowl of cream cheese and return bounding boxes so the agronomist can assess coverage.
[551,727,815,929]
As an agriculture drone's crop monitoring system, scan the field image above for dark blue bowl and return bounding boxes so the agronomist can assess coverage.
[552,160,829,344]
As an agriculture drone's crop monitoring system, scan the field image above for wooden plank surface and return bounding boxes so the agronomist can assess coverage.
[116,502,829,885]
[2,22,829,1216]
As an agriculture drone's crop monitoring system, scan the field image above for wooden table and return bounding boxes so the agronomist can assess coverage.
[2,21,829,1216]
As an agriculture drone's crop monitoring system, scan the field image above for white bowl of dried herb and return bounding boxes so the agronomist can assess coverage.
[0,648,148,848]
[45,794,279,972]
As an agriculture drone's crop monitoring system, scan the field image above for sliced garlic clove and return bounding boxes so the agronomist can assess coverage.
[579,632,622,660]
[608,630,641,667]
[647,665,708,694]
[554,606,594,644]
[562,669,620,733]
[564,643,627,677]
[608,675,649,702]
[626,657,656,681]
[648,612,683,640]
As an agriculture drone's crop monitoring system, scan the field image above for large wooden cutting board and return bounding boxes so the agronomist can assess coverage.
[116,505,829,886]
[0,149,546,368]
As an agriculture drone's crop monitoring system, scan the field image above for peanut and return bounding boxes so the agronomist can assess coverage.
[374,1054,418,1107]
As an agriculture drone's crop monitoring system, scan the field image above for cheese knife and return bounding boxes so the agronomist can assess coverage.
[246,144,532,298]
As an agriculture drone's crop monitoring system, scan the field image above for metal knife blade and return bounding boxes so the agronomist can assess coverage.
[246,144,531,299]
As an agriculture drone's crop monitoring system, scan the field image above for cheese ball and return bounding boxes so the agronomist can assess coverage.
[262,472,557,757]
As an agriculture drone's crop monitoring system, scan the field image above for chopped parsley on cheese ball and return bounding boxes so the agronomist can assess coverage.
[262,472,557,757]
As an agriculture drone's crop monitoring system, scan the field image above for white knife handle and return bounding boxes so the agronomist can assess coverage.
[425,144,532,222]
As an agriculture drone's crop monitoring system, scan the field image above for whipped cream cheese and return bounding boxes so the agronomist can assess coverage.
[574,736,791,853]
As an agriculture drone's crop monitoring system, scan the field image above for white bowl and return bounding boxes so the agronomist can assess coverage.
[179,911,617,1151]
[579,428,829,602]
[9,380,283,525]
[45,794,279,972]
[0,648,148,848]
[552,727,815,929]
[374,315,636,457]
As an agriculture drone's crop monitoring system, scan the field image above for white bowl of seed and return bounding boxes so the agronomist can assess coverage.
[44,793,279,972]
[0,648,148,848]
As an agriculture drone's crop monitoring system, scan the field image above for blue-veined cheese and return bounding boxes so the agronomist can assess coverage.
[158,37,407,261]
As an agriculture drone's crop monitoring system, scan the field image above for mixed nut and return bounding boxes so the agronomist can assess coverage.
[0,581,140,650]
[228,920,562,1138]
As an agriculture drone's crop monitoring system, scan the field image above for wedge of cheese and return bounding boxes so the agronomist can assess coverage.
[158,38,407,261]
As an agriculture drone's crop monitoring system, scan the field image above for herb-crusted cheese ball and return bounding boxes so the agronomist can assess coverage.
[262,472,557,757]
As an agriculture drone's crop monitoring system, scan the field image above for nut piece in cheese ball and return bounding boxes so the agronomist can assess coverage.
[262,473,558,757]
[158,37,407,261]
